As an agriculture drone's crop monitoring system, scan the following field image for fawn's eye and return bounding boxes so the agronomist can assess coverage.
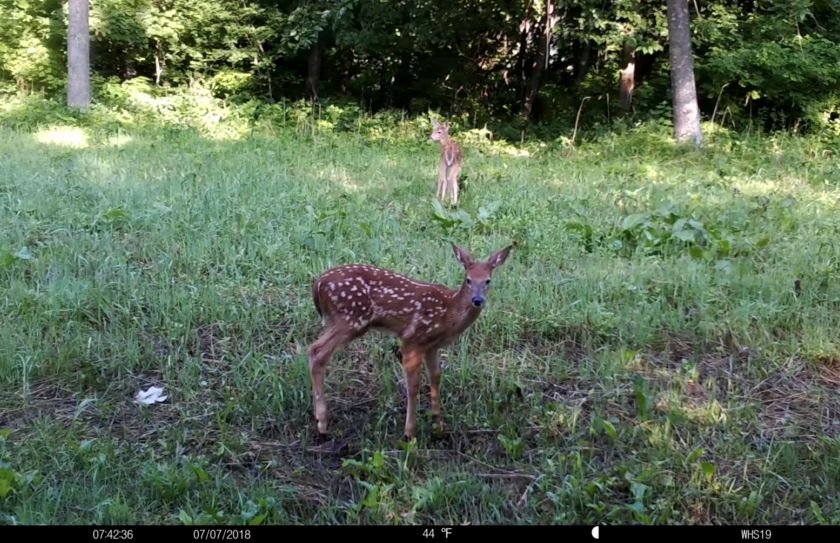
[485,279,491,286]
[466,278,472,285]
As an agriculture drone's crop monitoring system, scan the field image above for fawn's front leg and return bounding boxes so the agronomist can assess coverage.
[401,347,424,440]
[424,349,445,431]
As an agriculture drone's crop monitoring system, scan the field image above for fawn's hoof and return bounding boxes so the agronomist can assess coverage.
[315,431,330,444]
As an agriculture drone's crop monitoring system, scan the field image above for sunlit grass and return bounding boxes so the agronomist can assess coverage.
[33,126,88,148]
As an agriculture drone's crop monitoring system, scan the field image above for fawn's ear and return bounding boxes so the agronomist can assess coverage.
[431,118,440,128]
[452,243,473,268]
[488,244,514,270]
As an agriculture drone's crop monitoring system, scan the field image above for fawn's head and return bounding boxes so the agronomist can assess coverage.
[452,243,514,308]
[430,119,451,142]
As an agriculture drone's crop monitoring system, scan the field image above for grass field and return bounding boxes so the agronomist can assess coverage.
[1,92,840,524]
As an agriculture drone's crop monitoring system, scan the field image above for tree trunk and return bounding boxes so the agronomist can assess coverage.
[522,0,554,121]
[67,0,91,110]
[516,3,534,107]
[306,39,322,102]
[666,0,702,146]
[154,41,164,86]
[619,44,635,113]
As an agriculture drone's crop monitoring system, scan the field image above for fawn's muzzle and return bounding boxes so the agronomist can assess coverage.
[471,296,485,307]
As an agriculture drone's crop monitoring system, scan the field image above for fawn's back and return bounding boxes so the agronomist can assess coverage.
[313,264,459,346]
[441,138,462,167]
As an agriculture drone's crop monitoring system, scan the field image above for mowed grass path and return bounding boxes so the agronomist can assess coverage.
[1,105,840,524]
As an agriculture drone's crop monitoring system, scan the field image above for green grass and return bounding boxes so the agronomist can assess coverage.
[1,92,840,524]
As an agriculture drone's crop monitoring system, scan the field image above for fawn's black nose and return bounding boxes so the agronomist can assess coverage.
[471,296,485,308]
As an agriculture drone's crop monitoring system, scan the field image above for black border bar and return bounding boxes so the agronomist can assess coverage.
[0,524,836,541]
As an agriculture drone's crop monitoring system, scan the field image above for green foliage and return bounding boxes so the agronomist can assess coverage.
[0,0,65,92]
[695,0,840,131]
[3,0,840,132]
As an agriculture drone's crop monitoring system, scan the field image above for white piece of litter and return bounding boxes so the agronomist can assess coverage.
[134,386,168,405]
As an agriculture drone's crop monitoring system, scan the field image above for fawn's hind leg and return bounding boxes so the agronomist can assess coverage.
[450,176,459,206]
[308,324,355,435]
[448,164,461,206]
[437,161,447,201]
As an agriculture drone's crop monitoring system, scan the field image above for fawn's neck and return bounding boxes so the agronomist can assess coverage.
[447,282,482,332]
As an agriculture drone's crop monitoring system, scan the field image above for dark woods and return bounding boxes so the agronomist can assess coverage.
[3,0,840,133]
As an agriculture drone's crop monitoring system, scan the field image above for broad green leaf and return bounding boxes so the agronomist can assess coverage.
[601,419,618,440]
[700,461,716,482]
[687,447,705,464]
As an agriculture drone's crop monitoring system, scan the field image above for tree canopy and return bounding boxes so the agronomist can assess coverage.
[2,0,839,133]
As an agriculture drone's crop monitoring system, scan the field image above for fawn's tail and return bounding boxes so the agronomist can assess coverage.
[312,280,323,318]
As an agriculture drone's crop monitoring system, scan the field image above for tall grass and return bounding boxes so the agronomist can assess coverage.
[1,91,839,524]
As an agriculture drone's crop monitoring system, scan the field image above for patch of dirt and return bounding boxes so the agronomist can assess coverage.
[685,351,753,401]
[538,380,591,410]
[683,380,711,407]
[650,331,696,366]
[0,380,79,432]
[696,353,737,382]
[505,335,839,448]
[140,329,174,358]
[192,323,226,362]
[817,358,840,386]
[0,371,179,443]
[190,323,235,382]
[515,322,596,364]
[560,338,589,365]
[754,358,840,443]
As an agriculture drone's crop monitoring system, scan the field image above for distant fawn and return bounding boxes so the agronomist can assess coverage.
[430,118,463,206]
[308,243,514,440]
